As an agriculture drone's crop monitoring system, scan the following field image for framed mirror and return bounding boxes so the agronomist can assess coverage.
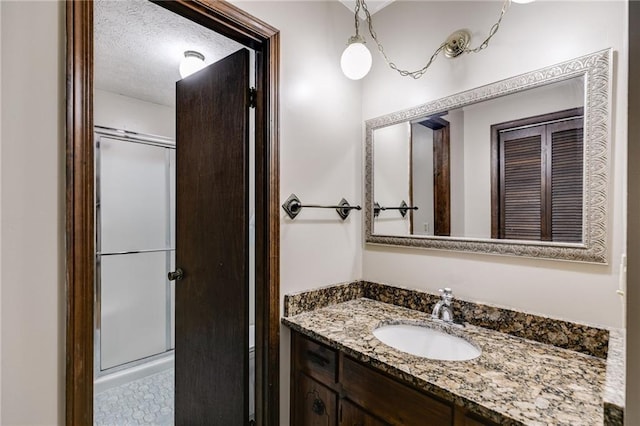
[365,49,611,263]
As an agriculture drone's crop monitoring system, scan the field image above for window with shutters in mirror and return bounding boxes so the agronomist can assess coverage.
[490,108,584,242]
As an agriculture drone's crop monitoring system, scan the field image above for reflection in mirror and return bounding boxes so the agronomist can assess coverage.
[366,49,610,263]
[373,77,584,241]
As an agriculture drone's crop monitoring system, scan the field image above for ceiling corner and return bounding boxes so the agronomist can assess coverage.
[338,0,396,17]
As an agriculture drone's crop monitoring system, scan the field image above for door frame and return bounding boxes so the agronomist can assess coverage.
[65,1,280,425]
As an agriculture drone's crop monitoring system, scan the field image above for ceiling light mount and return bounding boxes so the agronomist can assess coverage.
[443,30,471,59]
[179,50,206,79]
[184,50,204,61]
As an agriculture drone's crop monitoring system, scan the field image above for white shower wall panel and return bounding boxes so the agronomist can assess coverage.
[101,252,168,370]
[98,134,175,370]
[100,137,170,253]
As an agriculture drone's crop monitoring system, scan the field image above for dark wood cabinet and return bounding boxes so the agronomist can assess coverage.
[341,356,451,425]
[339,399,388,426]
[453,411,499,426]
[293,372,337,426]
[291,331,499,426]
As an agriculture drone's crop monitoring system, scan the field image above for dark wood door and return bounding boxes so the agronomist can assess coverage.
[175,49,250,425]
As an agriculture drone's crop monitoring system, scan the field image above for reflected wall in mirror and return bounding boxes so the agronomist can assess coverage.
[365,49,611,263]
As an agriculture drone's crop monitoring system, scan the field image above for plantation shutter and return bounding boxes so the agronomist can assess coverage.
[495,114,583,242]
[549,118,584,242]
[499,127,544,240]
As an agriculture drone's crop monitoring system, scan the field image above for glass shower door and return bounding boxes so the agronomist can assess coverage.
[96,133,175,373]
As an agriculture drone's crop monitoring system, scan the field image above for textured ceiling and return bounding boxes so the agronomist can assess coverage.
[94,0,244,107]
[339,0,395,17]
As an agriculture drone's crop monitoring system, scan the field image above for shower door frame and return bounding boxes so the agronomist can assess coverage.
[66,1,281,425]
[94,127,177,378]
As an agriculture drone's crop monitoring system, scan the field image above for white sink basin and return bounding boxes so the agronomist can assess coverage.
[372,323,481,361]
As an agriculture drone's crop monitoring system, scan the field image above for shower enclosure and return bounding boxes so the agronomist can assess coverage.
[93,122,257,422]
[94,126,176,389]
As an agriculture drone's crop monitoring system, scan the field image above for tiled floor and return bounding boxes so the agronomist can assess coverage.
[94,368,174,426]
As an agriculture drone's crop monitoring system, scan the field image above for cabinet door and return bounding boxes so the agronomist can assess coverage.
[293,372,337,426]
[454,407,500,426]
[341,357,452,425]
[340,399,388,426]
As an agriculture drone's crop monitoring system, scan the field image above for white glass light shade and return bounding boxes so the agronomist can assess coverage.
[179,51,206,79]
[341,41,372,80]
[512,0,535,3]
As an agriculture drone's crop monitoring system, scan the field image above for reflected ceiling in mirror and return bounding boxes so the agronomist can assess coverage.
[364,49,611,263]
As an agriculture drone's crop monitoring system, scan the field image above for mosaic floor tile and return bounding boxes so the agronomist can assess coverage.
[94,368,174,426]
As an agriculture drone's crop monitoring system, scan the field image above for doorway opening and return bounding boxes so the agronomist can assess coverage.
[66,1,280,425]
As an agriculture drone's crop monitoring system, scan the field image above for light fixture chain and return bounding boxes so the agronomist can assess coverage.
[358,0,512,79]
[354,0,361,37]
[465,0,511,53]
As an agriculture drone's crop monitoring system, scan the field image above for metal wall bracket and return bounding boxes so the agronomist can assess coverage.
[282,193,361,221]
[373,200,418,218]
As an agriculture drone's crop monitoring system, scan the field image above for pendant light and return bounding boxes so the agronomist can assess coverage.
[342,0,527,80]
[340,1,372,80]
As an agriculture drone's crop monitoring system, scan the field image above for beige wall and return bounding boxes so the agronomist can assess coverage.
[362,0,627,329]
[627,1,638,424]
[0,1,65,425]
[94,89,176,138]
[372,122,411,235]
[0,1,360,423]
[0,2,3,420]
[0,0,634,424]
[232,3,363,422]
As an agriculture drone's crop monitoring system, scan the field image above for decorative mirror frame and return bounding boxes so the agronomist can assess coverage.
[364,48,612,263]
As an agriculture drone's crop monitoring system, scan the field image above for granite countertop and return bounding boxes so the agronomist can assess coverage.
[283,298,612,426]
[603,328,625,424]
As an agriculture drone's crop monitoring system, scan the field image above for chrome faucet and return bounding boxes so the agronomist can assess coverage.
[431,288,454,323]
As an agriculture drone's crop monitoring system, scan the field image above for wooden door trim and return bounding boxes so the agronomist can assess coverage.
[410,118,451,237]
[65,1,280,425]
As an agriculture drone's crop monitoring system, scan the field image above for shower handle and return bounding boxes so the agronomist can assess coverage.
[168,268,184,281]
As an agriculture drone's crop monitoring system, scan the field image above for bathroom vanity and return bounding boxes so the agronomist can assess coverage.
[283,48,623,426]
[291,330,495,425]
[283,281,624,426]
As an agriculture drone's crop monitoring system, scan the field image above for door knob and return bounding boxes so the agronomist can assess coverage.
[168,268,184,281]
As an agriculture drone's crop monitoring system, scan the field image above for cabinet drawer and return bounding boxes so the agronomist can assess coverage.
[293,332,338,387]
[341,356,452,426]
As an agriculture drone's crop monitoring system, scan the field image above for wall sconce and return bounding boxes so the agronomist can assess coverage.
[179,50,206,79]
[341,0,530,80]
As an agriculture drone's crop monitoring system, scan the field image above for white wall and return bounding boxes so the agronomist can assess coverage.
[373,122,411,235]
[0,2,4,421]
[94,89,175,139]
[627,2,638,424]
[362,0,627,328]
[0,1,65,424]
[0,0,630,424]
[230,2,363,423]
[412,124,434,235]
[0,2,360,422]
